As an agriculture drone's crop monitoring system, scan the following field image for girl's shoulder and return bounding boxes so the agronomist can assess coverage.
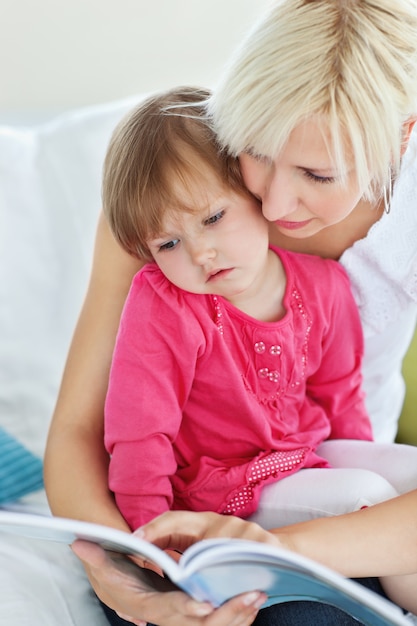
[271,248,353,320]
[129,263,173,301]
[129,263,213,324]
[273,246,348,284]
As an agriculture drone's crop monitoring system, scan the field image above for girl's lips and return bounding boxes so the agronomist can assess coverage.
[275,219,312,230]
[207,268,233,282]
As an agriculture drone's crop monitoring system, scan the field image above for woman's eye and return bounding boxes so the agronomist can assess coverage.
[204,210,225,226]
[159,239,179,251]
[246,149,272,164]
[304,170,336,184]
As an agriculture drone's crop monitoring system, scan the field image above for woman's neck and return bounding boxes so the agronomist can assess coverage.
[268,198,384,260]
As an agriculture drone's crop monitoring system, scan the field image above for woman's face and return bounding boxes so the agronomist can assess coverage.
[239,118,364,239]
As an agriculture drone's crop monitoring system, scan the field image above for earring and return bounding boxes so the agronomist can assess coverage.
[383,167,393,214]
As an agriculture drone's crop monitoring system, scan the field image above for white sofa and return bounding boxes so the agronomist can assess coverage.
[0,95,146,625]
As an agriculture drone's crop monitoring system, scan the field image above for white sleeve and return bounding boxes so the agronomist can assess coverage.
[340,128,417,336]
[339,128,417,442]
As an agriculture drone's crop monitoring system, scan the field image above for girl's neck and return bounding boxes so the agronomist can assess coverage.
[268,197,384,260]
[227,248,287,322]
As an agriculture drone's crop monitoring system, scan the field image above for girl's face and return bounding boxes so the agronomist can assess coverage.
[147,169,271,306]
[239,118,364,239]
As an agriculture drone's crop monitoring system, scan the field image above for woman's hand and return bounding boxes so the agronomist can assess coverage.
[71,536,266,626]
[139,510,282,553]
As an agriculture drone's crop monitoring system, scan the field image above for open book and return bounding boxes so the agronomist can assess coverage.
[0,510,409,626]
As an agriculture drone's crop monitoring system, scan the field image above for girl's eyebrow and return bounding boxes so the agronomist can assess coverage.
[148,235,171,245]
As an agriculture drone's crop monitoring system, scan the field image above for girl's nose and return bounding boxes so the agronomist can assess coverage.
[188,239,217,265]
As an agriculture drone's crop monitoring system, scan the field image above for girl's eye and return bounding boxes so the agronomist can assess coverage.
[159,239,179,252]
[204,210,225,226]
[304,170,336,184]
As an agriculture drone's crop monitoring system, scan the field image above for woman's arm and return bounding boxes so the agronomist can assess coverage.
[142,494,417,578]
[140,495,417,615]
[276,491,417,614]
[44,211,143,529]
[71,494,417,623]
[276,490,417,578]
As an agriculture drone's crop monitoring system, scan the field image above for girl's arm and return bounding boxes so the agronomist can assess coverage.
[45,211,265,626]
[307,261,372,441]
[105,269,195,530]
[43,211,143,529]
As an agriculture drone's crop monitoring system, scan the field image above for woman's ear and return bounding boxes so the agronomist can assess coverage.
[401,117,417,156]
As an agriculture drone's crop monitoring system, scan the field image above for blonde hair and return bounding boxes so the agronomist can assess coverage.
[102,86,248,260]
[209,0,417,199]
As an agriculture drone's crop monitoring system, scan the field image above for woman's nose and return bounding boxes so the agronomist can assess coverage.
[261,171,299,222]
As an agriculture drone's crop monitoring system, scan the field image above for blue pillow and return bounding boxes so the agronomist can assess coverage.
[0,427,44,504]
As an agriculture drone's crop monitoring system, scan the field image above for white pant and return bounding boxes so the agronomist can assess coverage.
[248,440,417,529]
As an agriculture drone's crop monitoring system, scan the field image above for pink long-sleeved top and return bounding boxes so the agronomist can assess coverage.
[105,247,372,530]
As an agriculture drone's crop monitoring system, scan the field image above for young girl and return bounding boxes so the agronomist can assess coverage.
[102,86,417,533]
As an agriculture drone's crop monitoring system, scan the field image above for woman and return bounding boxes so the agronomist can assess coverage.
[44,0,417,624]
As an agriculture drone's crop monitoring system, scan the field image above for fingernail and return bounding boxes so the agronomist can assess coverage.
[242,591,262,606]
[193,602,213,616]
[253,594,267,609]
[133,527,145,538]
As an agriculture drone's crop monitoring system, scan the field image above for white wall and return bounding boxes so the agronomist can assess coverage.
[0,0,270,122]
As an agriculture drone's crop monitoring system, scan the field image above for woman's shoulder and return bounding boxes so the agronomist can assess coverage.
[341,133,417,267]
[340,135,417,332]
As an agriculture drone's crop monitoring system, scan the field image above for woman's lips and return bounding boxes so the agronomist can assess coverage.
[274,219,312,230]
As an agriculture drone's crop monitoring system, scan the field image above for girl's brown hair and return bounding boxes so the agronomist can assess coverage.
[102,86,250,260]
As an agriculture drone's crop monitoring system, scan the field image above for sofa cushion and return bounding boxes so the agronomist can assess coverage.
[397,328,417,445]
[0,95,144,458]
[0,427,44,503]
